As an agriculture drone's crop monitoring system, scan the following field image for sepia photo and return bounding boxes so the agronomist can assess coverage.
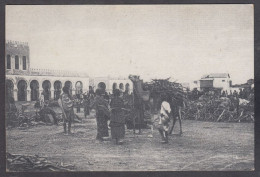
[5,5,254,171]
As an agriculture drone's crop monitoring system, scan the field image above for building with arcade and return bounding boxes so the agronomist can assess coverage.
[5,40,133,102]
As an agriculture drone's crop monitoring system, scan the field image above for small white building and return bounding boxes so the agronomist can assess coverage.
[199,73,232,92]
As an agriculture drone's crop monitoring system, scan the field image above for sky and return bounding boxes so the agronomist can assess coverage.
[6,5,254,84]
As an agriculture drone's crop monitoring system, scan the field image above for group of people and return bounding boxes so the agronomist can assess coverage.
[6,83,178,145]
[59,86,127,145]
[190,87,254,102]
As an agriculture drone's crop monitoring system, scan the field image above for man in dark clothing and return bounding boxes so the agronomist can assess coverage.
[83,94,90,118]
[110,89,125,144]
[90,89,110,141]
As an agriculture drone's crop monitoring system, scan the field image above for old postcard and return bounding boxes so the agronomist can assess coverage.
[5,5,254,171]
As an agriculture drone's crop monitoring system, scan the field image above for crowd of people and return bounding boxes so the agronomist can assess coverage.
[5,82,185,145]
[58,86,132,145]
[189,87,254,102]
[7,81,253,145]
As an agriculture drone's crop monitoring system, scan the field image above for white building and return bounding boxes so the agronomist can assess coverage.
[5,40,133,102]
[91,76,133,94]
[199,73,232,92]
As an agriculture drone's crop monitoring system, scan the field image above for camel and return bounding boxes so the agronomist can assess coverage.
[128,75,183,136]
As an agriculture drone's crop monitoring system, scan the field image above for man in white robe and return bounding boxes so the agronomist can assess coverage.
[158,95,171,143]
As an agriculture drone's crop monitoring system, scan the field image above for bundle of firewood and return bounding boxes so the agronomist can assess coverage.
[7,153,74,171]
[144,78,187,105]
[182,95,254,123]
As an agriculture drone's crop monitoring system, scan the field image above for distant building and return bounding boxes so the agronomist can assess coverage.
[231,79,254,91]
[5,40,132,101]
[91,76,133,94]
[199,73,232,92]
[5,40,90,102]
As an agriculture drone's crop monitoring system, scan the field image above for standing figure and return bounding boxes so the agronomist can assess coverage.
[60,86,74,134]
[90,89,110,141]
[83,94,90,118]
[76,96,81,113]
[158,95,171,144]
[39,92,45,110]
[110,89,125,145]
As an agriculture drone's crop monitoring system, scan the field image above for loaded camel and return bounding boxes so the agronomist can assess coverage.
[128,75,183,135]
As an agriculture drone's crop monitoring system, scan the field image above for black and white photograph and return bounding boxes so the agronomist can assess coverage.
[5,5,254,171]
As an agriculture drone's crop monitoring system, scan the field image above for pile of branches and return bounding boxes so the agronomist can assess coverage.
[182,94,254,123]
[144,78,187,105]
[6,102,60,128]
[7,100,84,128]
[7,153,74,172]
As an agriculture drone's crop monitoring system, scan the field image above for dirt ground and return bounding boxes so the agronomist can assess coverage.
[6,108,254,171]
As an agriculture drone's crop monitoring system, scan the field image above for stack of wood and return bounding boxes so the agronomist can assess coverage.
[7,153,74,171]
[144,78,187,107]
[182,94,254,123]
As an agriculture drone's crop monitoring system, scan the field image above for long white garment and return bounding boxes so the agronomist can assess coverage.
[160,101,171,117]
[159,101,171,130]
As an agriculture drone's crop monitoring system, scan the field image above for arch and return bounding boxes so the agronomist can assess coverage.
[119,83,124,90]
[98,82,106,91]
[6,79,14,99]
[54,80,62,100]
[75,81,83,95]
[17,80,27,101]
[65,81,72,95]
[112,83,118,90]
[30,80,39,101]
[42,80,51,100]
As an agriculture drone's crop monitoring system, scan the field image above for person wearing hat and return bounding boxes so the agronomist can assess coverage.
[110,89,125,145]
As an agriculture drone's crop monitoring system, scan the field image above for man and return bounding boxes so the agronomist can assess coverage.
[60,86,74,134]
[39,92,45,109]
[89,89,110,141]
[83,93,90,118]
[110,89,125,144]
[75,94,81,113]
[158,94,171,144]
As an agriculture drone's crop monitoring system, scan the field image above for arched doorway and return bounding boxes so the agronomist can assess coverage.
[30,80,39,101]
[112,83,117,90]
[42,80,51,101]
[6,79,14,99]
[65,81,72,95]
[75,81,83,96]
[17,80,27,101]
[98,82,106,90]
[98,82,106,94]
[119,83,124,91]
[54,81,62,100]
